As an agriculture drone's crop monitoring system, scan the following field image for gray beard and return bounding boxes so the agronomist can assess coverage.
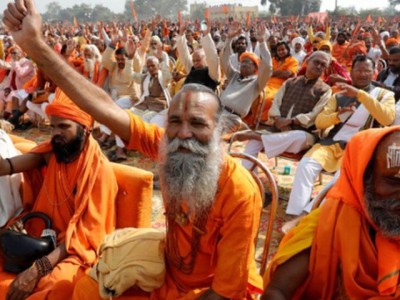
[83,58,95,78]
[364,173,400,238]
[158,127,223,216]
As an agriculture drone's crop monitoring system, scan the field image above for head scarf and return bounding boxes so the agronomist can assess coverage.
[380,31,390,40]
[302,127,400,298]
[45,91,93,129]
[239,52,260,72]
[385,37,399,48]
[291,36,305,49]
[317,40,333,53]
[151,35,162,46]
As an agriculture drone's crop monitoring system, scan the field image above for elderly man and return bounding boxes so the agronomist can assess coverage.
[110,54,171,162]
[81,44,103,85]
[0,98,117,299]
[238,51,332,169]
[263,127,400,299]
[221,22,272,126]
[0,45,35,125]
[286,55,396,216]
[177,22,220,91]
[3,2,264,299]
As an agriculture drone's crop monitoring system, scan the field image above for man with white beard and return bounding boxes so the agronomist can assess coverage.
[82,44,102,85]
[5,4,264,297]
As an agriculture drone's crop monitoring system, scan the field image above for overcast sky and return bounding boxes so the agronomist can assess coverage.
[0,0,393,14]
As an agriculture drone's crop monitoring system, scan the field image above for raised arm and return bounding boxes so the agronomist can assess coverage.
[3,0,132,142]
[176,22,193,73]
[256,24,273,92]
[221,21,242,79]
[201,32,221,82]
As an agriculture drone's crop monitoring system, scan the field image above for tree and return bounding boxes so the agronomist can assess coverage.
[124,0,188,20]
[190,3,207,21]
[42,2,62,21]
[267,0,321,16]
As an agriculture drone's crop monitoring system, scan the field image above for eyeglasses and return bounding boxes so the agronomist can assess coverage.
[240,60,255,66]
[312,59,328,69]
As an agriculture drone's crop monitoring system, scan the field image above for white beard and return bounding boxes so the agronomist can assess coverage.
[83,58,95,79]
[158,126,224,216]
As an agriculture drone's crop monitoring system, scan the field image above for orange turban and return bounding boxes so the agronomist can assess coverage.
[385,37,399,47]
[317,40,333,52]
[239,52,260,68]
[45,91,93,129]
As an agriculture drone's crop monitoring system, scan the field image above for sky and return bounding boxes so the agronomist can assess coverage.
[0,0,393,14]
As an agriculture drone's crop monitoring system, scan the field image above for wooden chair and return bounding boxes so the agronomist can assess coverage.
[229,152,279,275]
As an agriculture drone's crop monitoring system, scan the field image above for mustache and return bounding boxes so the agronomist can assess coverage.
[51,135,67,144]
[166,137,209,156]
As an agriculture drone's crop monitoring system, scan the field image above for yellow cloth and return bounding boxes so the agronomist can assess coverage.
[305,142,344,172]
[307,88,396,172]
[263,208,320,286]
[89,228,165,298]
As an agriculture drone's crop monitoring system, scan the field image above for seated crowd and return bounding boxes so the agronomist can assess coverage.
[0,0,400,299]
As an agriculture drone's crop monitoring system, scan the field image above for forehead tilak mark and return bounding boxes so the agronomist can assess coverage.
[178,92,194,113]
[386,143,400,169]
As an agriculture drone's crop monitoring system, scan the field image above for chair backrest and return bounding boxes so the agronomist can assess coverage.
[310,174,338,211]
[228,152,279,275]
[110,162,153,229]
[12,139,154,229]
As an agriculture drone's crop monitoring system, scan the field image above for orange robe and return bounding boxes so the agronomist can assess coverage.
[331,41,349,68]
[0,136,118,299]
[262,56,298,122]
[73,112,263,300]
[264,126,400,299]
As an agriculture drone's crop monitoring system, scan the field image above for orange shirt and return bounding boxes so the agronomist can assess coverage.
[125,111,263,299]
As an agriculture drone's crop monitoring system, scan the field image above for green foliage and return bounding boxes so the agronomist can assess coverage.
[266,0,322,16]
[190,3,207,21]
[123,0,188,20]
[42,1,120,22]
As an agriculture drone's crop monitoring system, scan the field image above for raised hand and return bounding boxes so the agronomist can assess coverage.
[179,20,187,36]
[227,21,242,39]
[3,0,43,50]
[256,23,267,42]
[126,38,137,59]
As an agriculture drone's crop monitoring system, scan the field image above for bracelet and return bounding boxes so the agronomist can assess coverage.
[34,256,53,277]
[5,158,14,176]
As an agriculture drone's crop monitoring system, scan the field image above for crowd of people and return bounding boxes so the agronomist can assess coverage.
[0,0,399,299]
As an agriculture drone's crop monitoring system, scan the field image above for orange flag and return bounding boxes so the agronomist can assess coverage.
[223,5,229,15]
[73,16,79,28]
[205,8,210,21]
[378,16,383,24]
[129,0,138,22]
[246,11,251,28]
[366,14,372,23]
[162,20,169,37]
